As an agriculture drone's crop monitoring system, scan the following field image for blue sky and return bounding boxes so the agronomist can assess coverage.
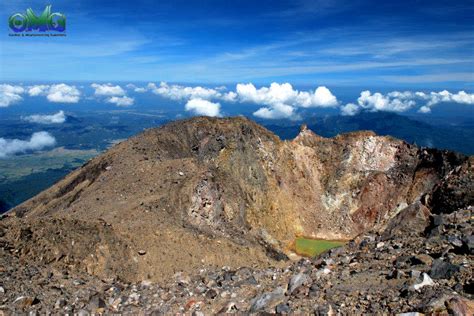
[0,0,473,88]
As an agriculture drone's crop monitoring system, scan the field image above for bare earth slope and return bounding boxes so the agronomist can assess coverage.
[2,116,472,285]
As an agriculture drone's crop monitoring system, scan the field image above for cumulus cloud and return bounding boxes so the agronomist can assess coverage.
[237,82,338,119]
[185,98,221,117]
[148,82,236,102]
[236,83,337,108]
[107,96,134,106]
[46,84,81,103]
[91,83,125,96]
[27,85,49,96]
[358,90,416,112]
[341,103,360,116]
[418,106,431,114]
[125,83,146,93]
[23,111,66,124]
[144,81,338,119]
[422,90,474,106]
[0,132,56,158]
[24,84,81,103]
[0,84,24,107]
[253,103,299,120]
[341,89,474,115]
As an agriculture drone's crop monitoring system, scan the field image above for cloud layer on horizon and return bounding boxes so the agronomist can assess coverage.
[142,81,339,118]
[1,82,474,119]
[342,90,474,115]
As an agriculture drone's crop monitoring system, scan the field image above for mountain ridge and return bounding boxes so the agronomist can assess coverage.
[3,116,471,285]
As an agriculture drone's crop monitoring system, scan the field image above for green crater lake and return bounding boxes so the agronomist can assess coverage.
[294,238,346,257]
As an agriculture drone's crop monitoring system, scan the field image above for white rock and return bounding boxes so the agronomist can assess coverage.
[288,273,310,294]
[141,280,152,287]
[413,273,435,291]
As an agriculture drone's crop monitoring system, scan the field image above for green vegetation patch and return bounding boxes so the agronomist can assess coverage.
[0,147,98,181]
[294,237,345,257]
[0,148,99,212]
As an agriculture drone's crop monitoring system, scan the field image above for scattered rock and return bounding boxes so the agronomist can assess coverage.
[275,303,290,314]
[412,254,433,266]
[448,236,463,248]
[13,296,38,309]
[288,272,310,294]
[429,259,460,279]
[249,287,286,313]
[382,202,431,239]
[462,235,474,254]
[77,309,90,316]
[205,289,217,299]
[446,296,474,316]
[55,298,66,309]
[88,294,106,310]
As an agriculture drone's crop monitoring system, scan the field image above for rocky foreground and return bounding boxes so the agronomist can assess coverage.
[0,117,473,314]
[0,208,472,314]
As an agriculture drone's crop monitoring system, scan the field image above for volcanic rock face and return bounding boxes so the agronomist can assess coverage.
[2,117,472,284]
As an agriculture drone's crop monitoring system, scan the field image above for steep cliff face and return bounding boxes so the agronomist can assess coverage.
[3,117,471,282]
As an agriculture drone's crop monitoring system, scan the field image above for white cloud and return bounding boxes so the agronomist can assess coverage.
[126,83,146,93]
[27,85,49,96]
[253,102,299,120]
[23,111,66,124]
[339,90,415,116]
[47,84,81,103]
[107,96,134,106]
[340,89,474,115]
[91,83,125,96]
[222,91,237,102]
[423,90,474,106]
[236,82,338,119]
[236,82,338,108]
[0,132,56,158]
[145,81,338,120]
[148,82,236,102]
[418,106,431,114]
[0,84,24,107]
[341,103,360,116]
[134,87,147,93]
[185,98,221,117]
[358,90,416,112]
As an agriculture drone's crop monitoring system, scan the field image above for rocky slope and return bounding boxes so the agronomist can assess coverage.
[0,116,472,314]
[1,208,471,314]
